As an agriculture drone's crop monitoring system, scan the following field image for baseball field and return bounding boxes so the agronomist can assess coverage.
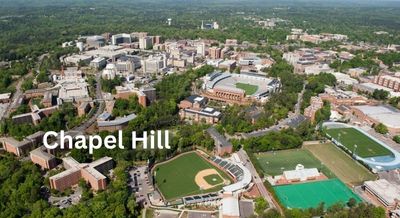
[154,152,231,201]
[254,149,336,178]
[326,127,392,158]
[235,83,258,95]
[273,179,361,209]
[304,143,376,185]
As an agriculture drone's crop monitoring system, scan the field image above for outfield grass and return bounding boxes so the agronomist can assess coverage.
[154,152,230,201]
[274,179,361,209]
[254,149,336,178]
[304,143,377,186]
[326,128,392,158]
[235,82,258,95]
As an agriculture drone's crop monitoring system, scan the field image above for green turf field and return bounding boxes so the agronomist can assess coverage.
[304,143,376,186]
[235,83,258,95]
[255,149,336,178]
[154,152,230,201]
[273,179,361,209]
[204,174,223,185]
[326,128,392,158]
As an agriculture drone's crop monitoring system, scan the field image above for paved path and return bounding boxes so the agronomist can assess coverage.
[237,149,282,213]
[73,73,104,132]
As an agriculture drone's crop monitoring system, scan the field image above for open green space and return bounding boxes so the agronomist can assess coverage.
[154,152,230,201]
[255,149,335,178]
[235,83,258,95]
[326,128,392,158]
[273,179,361,209]
[304,143,377,186]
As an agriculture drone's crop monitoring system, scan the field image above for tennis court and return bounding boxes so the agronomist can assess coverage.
[273,179,361,209]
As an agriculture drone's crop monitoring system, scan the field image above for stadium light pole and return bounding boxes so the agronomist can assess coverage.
[353,144,357,156]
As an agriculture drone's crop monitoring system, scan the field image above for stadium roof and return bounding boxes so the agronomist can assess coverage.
[223,162,252,192]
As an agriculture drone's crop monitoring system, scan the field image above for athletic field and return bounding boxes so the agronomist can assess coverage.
[326,127,392,158]
[235,83,258,95]
[304,143,376,185]
[273,179,361,209]
[154,152,230,201]
[255,149,335,178]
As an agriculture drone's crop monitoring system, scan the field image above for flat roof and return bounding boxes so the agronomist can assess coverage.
[364,179,400,205]
[353,105,400,128]
[30,146,55,161]
[0,93,11,100]
[222,196,240,217]
[97,113,137,127]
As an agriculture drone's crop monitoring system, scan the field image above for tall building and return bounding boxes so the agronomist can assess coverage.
[209,47,221,59]
[141,55,166,74]
[196,42,206,56]
[111,33,132,45]
[139,36,153,50]
[153,35,161,44]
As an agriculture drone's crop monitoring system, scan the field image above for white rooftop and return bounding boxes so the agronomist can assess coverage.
[364,179,400,205]
[221,196,240,217]
[283,164,320,181]
[353,105,400,128]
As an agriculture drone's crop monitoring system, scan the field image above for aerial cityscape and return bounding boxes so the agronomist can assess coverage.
[0,0,400,217]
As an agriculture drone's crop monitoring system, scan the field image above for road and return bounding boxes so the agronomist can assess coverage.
[237,149,282,213]
[243,82,306,138]
[3,72,33,119]
[73,73,104,132]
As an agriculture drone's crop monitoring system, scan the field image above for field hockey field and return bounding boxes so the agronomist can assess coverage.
[304,143,376,185]
[154,152,231,201]
[254,149,336,178]
[326,127,392,158]
[273,179,361,209]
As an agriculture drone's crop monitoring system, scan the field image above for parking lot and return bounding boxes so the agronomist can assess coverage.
[129,166,154,206]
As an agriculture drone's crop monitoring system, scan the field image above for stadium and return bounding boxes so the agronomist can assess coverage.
[152,151,252,205]
[323,122,400,172]
[202,72,281,104]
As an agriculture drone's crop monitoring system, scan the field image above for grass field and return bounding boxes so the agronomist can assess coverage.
[304,143,376,186]
[154,152,230,201]
[274,179,361,209]
[326,128,392,158]
[204,174,223,185]
[235,83,258,95]
[255,149,336,178]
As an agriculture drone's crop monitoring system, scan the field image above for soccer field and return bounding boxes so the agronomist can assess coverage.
[304,143,376,185]
[235,83,258,95]
[154,152,230,201]
[254,149,336,178]
[326,128,392,158]
[274,179,361,209]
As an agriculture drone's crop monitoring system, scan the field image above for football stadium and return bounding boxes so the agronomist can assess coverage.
[202,71,281,104]
[274,179,361,209]
[323,122,400,171]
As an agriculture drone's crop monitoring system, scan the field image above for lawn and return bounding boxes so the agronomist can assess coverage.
[235,83,258,95]
[304,143,377,186]
[274,179,361,209]
[254,149,336,178]
[154,152,230,201]
[326,128,393,158]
